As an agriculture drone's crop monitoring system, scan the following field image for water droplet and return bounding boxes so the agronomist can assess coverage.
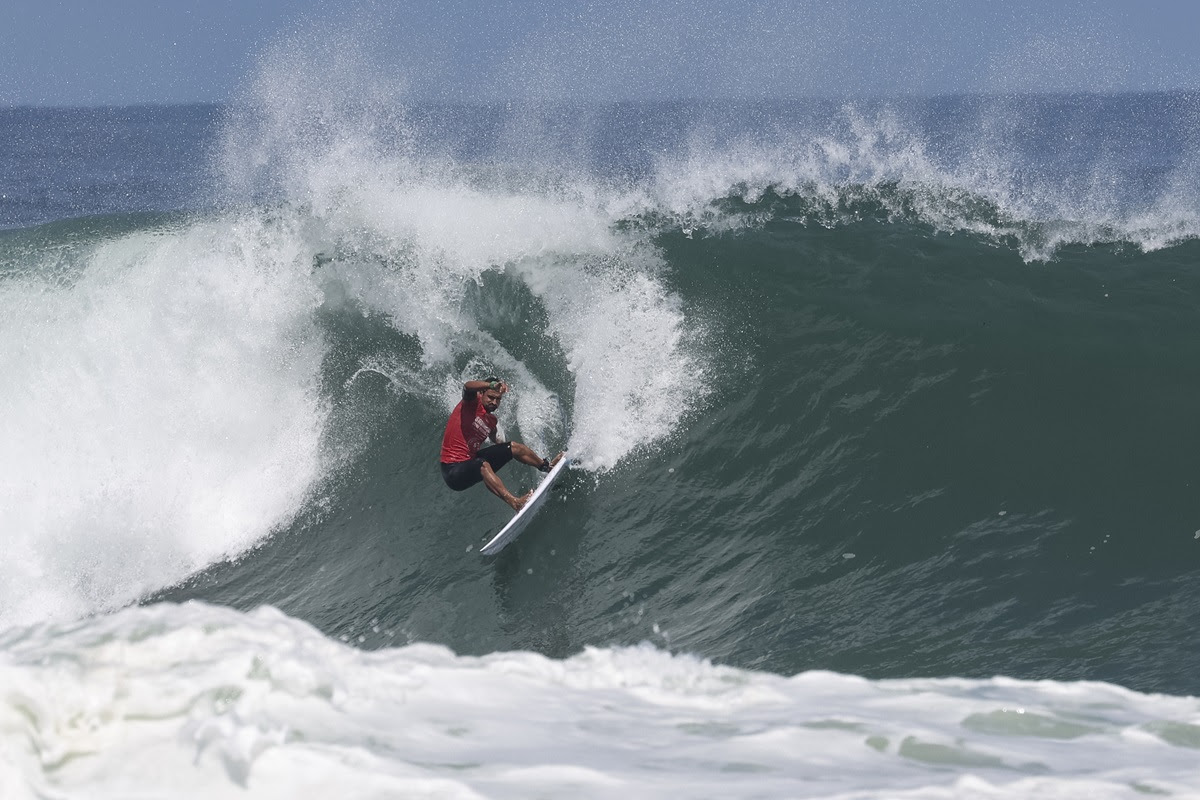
[843,553,856,559]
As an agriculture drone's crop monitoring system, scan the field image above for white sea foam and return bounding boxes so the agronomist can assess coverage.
[2,601,1199,799]
[0,217,328,630]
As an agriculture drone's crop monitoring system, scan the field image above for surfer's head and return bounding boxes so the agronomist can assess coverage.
[481,376,505,412]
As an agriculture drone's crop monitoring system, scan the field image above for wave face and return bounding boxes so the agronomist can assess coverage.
[3,53,1200,796]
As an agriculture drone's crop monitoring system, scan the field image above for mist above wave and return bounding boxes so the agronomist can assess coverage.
[624,96,1200,261]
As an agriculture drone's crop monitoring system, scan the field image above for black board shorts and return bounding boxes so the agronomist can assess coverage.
[441,442,514,491]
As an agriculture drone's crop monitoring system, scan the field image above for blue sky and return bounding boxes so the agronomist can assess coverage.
[3,0,1198,106]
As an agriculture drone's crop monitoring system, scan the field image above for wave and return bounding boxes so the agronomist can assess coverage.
[5,86,1200,634]
[5,36,1200,678]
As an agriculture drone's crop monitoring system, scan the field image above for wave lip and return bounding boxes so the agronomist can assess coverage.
[3,601,1200,799]
[634,100,1200,261]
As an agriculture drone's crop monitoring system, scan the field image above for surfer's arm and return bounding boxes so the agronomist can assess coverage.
[462,379,507,399]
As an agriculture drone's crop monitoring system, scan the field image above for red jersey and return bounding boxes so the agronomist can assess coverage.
[439,392,497,463]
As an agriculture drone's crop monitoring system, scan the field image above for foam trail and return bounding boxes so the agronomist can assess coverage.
[3,602,1200,799]
[320,180,703,471]
[517,250,705,471]
[234,105,704,468]
[0,217,328,629]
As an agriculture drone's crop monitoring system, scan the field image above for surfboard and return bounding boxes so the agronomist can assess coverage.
[479,455,570,555]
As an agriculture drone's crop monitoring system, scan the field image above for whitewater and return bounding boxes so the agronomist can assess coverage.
[5,602,1200,799]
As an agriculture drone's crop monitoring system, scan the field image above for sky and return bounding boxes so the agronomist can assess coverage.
[2,0,1199,106]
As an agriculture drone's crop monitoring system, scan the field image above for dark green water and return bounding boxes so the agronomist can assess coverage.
[158,212,1200,695]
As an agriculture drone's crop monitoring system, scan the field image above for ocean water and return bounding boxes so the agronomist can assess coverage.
[3,74,1200,797]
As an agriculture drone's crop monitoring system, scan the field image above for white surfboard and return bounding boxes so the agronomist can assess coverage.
[479,455,570,555]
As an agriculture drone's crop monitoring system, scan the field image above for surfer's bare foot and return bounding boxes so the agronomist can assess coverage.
[549,451,565,468]
[510,491,533,512]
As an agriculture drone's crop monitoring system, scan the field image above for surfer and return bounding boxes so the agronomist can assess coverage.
[439,377,563,511]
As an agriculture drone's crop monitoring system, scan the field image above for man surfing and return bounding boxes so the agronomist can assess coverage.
[439,377,564,511]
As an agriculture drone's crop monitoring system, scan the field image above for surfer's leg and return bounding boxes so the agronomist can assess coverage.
[480,460,531,511]
[510,442,565,471]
